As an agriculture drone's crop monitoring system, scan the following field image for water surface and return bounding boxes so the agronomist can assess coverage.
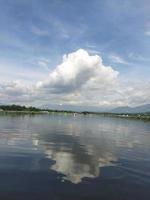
[0,114,150,199]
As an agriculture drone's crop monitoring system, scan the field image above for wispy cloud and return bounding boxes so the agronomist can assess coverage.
[144,29,150,37]
[128,52,150,62]
[86,49,101,55]
[109,54,128,65]
[31,25,50,36]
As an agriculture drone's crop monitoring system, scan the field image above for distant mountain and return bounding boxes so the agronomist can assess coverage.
[41,104,110,112]
[111,104,150,113]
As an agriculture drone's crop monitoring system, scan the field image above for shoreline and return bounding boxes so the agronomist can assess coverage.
[0,110,150,121]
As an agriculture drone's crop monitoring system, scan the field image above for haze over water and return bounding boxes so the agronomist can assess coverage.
[0,114,150,199]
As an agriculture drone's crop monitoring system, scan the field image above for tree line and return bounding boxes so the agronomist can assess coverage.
[0,105,41,112]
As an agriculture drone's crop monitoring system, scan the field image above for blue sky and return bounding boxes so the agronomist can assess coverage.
[0,0,150,108]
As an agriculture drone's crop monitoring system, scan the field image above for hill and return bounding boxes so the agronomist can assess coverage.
[111,104,150,113]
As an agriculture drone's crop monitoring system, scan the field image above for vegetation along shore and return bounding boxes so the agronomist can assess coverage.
[0,105,150,121]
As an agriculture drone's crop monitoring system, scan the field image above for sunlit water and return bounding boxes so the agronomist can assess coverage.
[0,113,150,199]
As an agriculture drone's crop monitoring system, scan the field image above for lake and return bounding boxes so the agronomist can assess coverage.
[0,113,150,200]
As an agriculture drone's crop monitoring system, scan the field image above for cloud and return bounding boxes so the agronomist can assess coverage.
[0,81,33,104]
[0,49,149,108]
[37,49,119,94]
[34,47,150,107]
[109,54,128,65]
[145,30,150,36]
[31,25,49,36]
[37,58,50,71]
[0,81,29,96]
[119,81,150,106]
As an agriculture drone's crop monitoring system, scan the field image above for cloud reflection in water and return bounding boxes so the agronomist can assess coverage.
[0,114,149,184]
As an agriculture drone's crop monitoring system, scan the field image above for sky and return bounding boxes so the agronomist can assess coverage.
[0,0,150,110]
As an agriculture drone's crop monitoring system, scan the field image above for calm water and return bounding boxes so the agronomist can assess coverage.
[0,114,150,200]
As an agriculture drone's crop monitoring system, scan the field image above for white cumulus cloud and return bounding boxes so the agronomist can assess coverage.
[37,49,119,94]
[0,49,149,108]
